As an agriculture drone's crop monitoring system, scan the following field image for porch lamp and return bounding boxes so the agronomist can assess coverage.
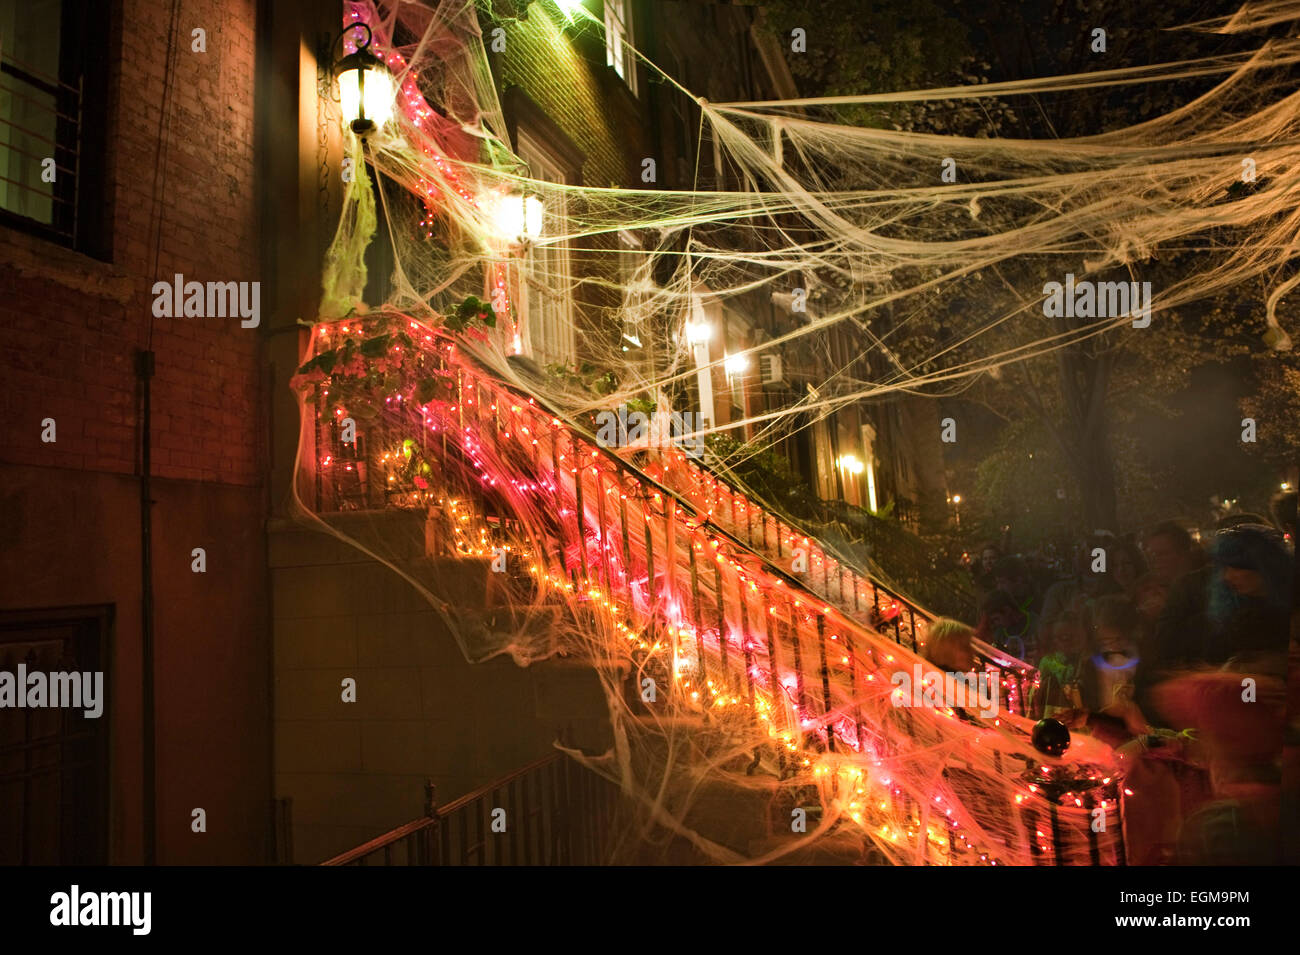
[334,23,394,136]
[684,321,713,344]
[493,189,545,246]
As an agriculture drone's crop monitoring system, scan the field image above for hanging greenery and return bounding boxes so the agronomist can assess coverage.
[295,297,495,417]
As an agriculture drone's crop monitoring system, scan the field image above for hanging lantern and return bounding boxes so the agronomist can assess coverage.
[684,321,712,344]
[335,24,394,136]
[492,189,545,245]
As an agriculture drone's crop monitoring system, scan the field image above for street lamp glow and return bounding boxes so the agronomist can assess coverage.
[724,353,749,376]
[685,322,713,344]
[338,63,394,133]
[523,195,544,237]
[838,454,865,475]
[951,494,961,504]
[491,191,545,243]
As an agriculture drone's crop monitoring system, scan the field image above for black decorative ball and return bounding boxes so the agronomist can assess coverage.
[1031,718,1071,757]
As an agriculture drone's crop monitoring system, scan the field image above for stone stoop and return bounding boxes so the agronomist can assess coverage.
[269,513,614,864]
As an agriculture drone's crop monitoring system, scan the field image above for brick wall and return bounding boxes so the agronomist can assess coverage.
[493,8,638,191]
[0,0,271,864]
[486,5,654,363]
[0,0,263,485]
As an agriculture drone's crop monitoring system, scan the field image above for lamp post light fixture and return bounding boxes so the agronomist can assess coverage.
[838,454,865,476]
[681,308,716,431]
[334,23,395,137]
[492,189,545,247]
[724,353,749,377]
[684,322,713,344]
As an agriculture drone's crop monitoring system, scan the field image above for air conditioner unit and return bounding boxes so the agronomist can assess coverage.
[760,354,784,384]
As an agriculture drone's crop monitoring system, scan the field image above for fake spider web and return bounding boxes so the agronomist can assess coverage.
[288,0,1300,864]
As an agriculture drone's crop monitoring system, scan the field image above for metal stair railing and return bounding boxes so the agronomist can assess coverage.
[319,753,616,866]
[300,312,1121,866]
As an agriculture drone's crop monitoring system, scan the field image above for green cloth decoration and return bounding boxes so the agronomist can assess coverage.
[319,134,377,321]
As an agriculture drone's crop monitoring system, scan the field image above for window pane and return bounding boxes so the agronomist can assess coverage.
[517,132,574,367]
[0,0,64,225]
[605,0,633,91]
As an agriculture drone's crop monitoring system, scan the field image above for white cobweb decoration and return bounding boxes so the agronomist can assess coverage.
[287,0,1300,863]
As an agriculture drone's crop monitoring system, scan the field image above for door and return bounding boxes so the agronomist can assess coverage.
[0,605,111,864]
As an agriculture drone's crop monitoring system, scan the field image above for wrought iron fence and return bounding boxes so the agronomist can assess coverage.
[320,753,617,866]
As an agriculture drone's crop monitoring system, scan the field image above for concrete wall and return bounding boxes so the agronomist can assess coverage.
[0,466,269,864]
[270,520,611,864]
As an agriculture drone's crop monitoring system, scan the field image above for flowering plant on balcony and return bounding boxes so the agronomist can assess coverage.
[292,300,496,508]
[294,298,496,418]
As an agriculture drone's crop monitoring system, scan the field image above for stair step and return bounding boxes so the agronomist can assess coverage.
[292,315,1052,865]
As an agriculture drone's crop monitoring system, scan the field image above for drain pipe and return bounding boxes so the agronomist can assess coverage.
[137,347,157,865]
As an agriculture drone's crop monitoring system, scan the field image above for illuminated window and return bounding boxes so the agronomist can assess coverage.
[516,130,575,367]
[688,291,717,429]
[861,424,879,512]
[0,0,110,256]
[604,0,637,95]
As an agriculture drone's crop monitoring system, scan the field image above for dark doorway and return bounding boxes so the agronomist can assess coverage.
[0,605,112,864]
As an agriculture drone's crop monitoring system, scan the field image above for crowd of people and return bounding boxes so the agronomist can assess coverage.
[925,490,1297,864]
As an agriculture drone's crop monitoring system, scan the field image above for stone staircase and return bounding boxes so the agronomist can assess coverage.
[290,312,1124,867]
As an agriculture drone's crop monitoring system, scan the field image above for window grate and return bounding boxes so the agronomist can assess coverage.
[0,0,108,256]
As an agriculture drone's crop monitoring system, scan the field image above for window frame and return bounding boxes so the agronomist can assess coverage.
[603,0,637,96]
[617,228,648,350]
[0,0,111,258]
[0,603,113,864]
[515,128,577,368]
[662,41,694,184]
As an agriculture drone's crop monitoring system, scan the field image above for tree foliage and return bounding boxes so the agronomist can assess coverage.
[757,0,1299,540]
